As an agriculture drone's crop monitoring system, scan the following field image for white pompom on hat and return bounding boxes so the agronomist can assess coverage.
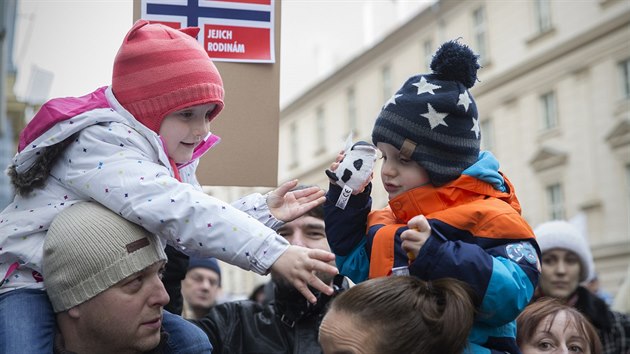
[533,220,593,282]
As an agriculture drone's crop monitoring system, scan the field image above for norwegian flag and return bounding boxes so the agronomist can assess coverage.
[141,0,275,63]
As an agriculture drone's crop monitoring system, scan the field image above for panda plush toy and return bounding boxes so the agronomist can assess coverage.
[326,140,377,209]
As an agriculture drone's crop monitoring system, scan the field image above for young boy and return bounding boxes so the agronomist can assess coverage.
[324,40,540,354]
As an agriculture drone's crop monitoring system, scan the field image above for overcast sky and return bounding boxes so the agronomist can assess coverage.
[14,0,428,108]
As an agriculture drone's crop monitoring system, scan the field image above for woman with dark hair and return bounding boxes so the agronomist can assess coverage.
[517,297,602,354]
[318,276,476,354]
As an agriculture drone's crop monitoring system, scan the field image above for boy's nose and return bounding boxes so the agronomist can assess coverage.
[382,163,395,177]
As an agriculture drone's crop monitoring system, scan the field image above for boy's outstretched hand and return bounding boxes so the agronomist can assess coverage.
[270,245,338,303]
[401,215,431,261]
[267,179,326,222]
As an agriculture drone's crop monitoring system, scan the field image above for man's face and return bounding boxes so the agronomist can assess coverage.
[277,215,330,253]
[181,267,221,311]
[274,214,335,286]
[71,261,169,353]
[539,249,581,300]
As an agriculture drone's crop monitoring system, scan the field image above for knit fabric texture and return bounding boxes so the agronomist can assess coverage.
[112,20,224,134]
[372,40,481,186]
[188,257,222,286]
[43,202,167,313]
[534,220,593,282]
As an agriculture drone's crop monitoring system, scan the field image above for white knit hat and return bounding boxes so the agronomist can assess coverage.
[43,202,167,313]
[533,220,593,282]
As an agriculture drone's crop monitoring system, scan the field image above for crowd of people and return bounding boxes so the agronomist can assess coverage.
[0,19,629,354]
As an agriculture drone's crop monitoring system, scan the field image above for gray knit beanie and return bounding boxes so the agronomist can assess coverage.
[43,202,167,313]
[372,40,481,186]
[534,220,593,282]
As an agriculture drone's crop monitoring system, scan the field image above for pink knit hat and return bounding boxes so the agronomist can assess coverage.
[112,20,224,134]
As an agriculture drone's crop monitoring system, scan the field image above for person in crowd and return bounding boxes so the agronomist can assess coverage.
[586,273,614,306]
[318,276,476,354]
[517,297,602,354]
[42,201,210,353]
[323,39,539,353]
[248,283,268,305]
[181,258,222,320]
[192,187,352,354]
[0,19,337,352]
[533,220,630,354]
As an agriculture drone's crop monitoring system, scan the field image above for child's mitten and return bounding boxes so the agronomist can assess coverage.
[326,141,377,209]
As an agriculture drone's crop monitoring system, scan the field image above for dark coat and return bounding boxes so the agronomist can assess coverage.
[192,275,349,354]
[573,286,630,354]
[53,330,170,354]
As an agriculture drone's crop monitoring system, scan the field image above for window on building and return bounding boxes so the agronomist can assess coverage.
[423,40,433,72]
[540,91,558,130]
[480,118,494,152]
[472,7,487,63]
[534,0,552,33]
[619,58,630,99]
[315,106,325,154]
[347,87,357,136]
[290,122,298,167]
[546,183,565,220]
[381,66,392,103]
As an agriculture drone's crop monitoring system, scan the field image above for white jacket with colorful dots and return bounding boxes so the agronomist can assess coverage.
[0,86,288,293]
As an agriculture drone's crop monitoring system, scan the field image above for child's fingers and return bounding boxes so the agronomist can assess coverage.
[307,248,337,265]
[273,179,298,197]
[291,185,323,200]
[300,196,326,211]
[408,215,429,232]
[304,275,334,298]
[401,241,416,261]
[295,188,325,203]
[295,250,337,302]
[401,230,420,261]
[292,281,318,304]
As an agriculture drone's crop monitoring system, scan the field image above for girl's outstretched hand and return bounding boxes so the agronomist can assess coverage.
[267,179,326,222]
[270,245,338,303]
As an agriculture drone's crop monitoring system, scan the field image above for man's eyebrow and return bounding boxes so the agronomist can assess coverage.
[304,223,325,230]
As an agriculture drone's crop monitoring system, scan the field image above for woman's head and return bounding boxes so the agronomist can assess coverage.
[112,20,224,136]
[318,276,475,354]
[517,297,602,354]
[534,220,593,300]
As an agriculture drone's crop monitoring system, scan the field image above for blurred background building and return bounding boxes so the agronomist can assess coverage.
[4,0,629,300]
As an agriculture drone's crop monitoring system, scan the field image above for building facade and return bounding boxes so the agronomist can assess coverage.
[277,0,630,294]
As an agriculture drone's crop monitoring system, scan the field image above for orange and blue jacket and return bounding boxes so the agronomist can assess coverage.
[324,151,540,354]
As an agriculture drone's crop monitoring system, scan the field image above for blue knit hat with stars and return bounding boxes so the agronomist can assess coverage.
[372,40,481,186]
